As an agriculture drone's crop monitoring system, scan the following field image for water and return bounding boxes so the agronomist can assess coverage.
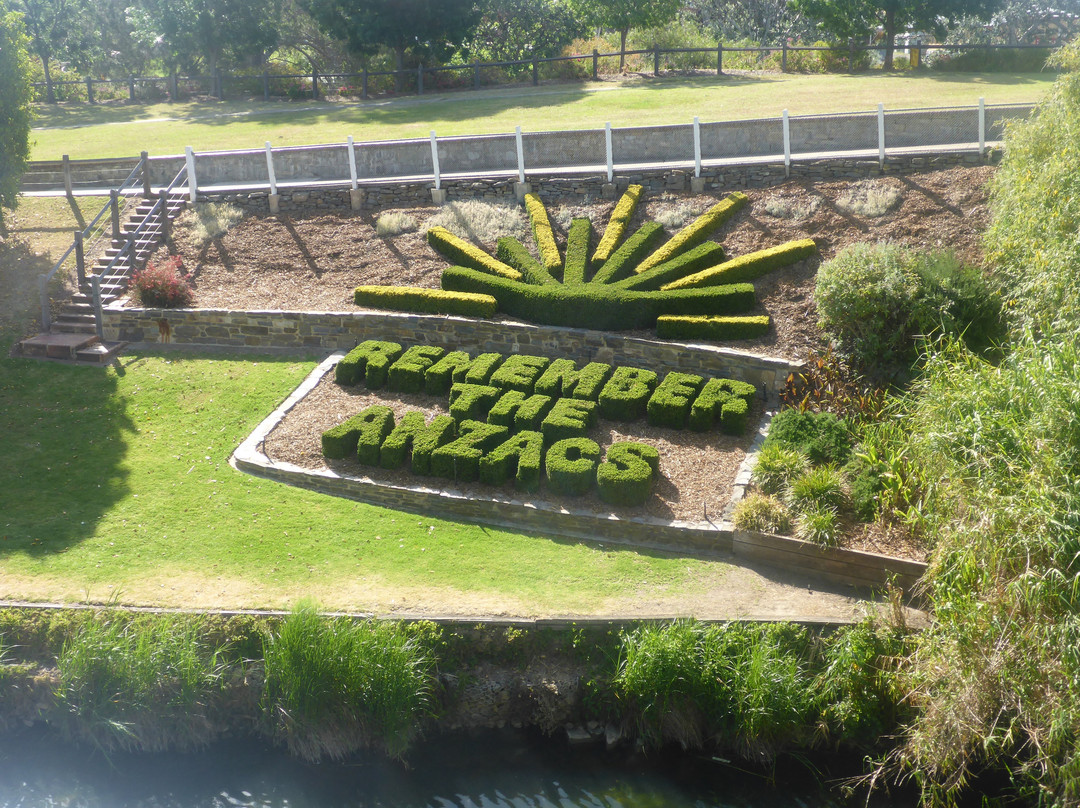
[0,727,891,808]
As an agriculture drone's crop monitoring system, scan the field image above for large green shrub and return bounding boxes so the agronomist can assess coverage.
[815,243,1002,371]
[762,408,852,465]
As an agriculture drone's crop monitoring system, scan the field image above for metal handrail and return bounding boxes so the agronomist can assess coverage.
[90,164,188,338]
[38,155,146,330]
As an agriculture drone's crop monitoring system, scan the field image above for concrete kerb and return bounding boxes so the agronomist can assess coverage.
[230,351,928,597]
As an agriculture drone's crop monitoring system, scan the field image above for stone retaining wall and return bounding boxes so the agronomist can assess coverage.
[104,306,800,399]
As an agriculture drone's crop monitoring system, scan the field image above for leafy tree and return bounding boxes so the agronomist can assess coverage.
[128,0,282,75]
[467,0,585,63]
[793,0,1002,67]
[687,0,815,44]
[0,0,33,234]
[11,0,93,102]
[303,0,480,72]
[569,0,680,68]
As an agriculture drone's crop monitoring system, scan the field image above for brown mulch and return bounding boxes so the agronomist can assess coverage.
[262,369,758,524]
[156,165,994,559]
[155,164,995,364]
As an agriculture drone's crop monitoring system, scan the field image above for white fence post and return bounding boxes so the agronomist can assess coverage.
[184,146,197,203]
[515,126,525,183]
[430,130,441,190]
[265,141,277,195]
[782,109,790,177]
[693,116,702,178]
[347,135,358,190]
[605,121,613,183]
[878,102,886,168]
[978,97,986,155]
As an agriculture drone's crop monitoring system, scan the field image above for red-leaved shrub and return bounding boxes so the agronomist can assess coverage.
[132,256,195,308]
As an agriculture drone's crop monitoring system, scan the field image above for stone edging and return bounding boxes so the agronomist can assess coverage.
[231,352,927,594]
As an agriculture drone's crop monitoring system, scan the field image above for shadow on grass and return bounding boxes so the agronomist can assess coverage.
[0,346,134,558]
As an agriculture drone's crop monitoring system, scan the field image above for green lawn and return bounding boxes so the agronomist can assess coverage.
[0,348,730,613]
[30,71,1055,161]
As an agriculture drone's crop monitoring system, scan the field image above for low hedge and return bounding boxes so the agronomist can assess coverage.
[598,366,659,421]
[321,405,395,464]
[388,345,447,394]
[545,437,601,497]
[688,377,757,432]
[441,266,756,330]
[478,430,544,491]
[589,222,664,286]
[616,241,726,292]
[524,193,562,274]
[496,237,558,286]
[540,397,598,443]
[592,184,643,264]
[426,226,522,281]
[425,351,503,396]
[596,442,660,507]
[335,340,403,388]
[563,218,592,286]
[534,359,613,401]
[656,314,771,341]
[661,239,817,291]
[487,391,554,432]
[379,411,457,475]
[353,286,498,319]
[430,420,509,481]
[448,383,502,423]
[488,354,550,395]
[634,192,748,275]
[646,372,704,429]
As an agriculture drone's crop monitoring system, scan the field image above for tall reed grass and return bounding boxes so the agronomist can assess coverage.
[54,615,226,753]
[261,602,433,761]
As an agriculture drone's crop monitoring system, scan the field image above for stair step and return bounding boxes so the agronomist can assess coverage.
[75,341,126,363]
[16,332,100,360]
[57,312,96,323]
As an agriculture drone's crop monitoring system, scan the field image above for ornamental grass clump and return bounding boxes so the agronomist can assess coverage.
[132,255,194,308]
[750,444,809,496]
[262,602,433,761]
[54,615,226,753]
[732,492,793,534]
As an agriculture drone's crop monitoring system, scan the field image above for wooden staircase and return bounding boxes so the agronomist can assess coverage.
[17,192,187,363]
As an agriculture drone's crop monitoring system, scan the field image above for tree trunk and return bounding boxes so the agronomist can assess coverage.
[883,6,896,70]
[40,51,55,103]
[619,28,628,71]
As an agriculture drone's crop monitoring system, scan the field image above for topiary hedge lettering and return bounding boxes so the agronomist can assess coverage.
[326,341,760,506]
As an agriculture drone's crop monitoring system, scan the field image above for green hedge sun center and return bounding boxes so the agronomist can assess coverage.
[353,187,817,340]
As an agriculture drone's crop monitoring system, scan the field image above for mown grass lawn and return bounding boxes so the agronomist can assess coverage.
[0,346,732,613]
[29,71,1055,160]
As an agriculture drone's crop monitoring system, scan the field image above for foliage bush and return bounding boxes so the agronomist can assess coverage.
[478,430,545,491]
[656,314,770,341]
[496,237,558,285]
[794,502,840,546]
[596,442,660,507]
[562,218,592,285]
[751,444,810,496]
[132,256,195,308]
[786,464,845,512]
[354,285,497,318]
[732,493,793,534]
[617,241,726,292]
[661,239,817,290]
[589,222,665,285]
[635,192,748,275]
[375,212,417,237]
[427,226,522,281]
[762,408,852,465]
[593,184,643,263]
[815,243,1002,371]
[544,437,600,496]
[844,453,887,521]
[524,193,563,273]
[425,200,528,245]
[186,203,243,246]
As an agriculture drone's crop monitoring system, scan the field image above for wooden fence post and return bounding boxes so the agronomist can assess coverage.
[170,72,178,102]
[312,68,319,100]
[128,75,136,102]
[263,70,270,101]
[141,151,152,198]
[782,41,788,71]
[86,77,94,104]
[849,38,856,71]
[717,43,723,75]
[417,64,424,95]
[592,49,599,80]
[532,59,538,86]
[362,67,368,99]
[110,190,121,240]
[74,230,86,286]
[654,46,660,76]
[474,62,480,89]
[62,154,73,200]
